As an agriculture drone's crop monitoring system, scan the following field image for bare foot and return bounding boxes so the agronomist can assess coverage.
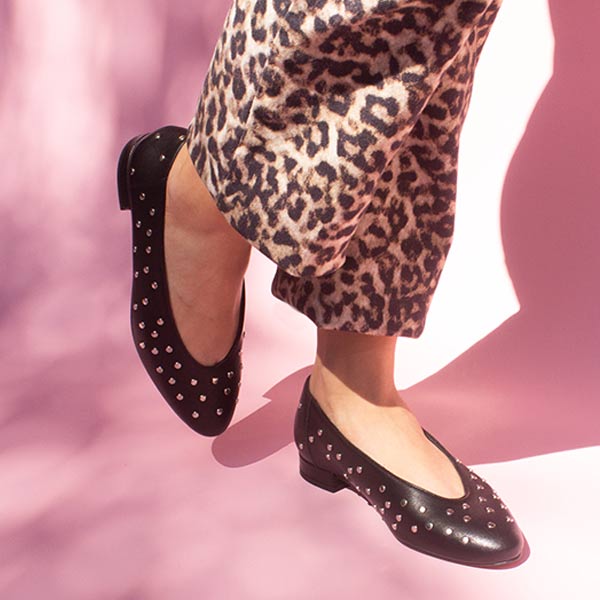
[309,367,466,499]
[163,144,251,366]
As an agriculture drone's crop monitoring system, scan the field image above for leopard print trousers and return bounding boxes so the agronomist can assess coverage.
[186,0,503,337]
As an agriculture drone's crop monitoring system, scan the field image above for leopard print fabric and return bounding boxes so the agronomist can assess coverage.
[186,0,503,336]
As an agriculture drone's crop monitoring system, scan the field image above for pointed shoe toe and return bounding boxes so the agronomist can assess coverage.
[116,125,246,437]
[293,375,525,568]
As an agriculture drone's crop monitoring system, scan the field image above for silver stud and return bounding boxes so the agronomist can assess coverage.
[384,501,391,509]
[227,371,234,379]
[379,507,385,515]
[156,366,163,373]
[476,484,485,490]
[326,444,333,451]
[462,503,470,510]
[395,514,402,522]
[138,321,145,329]
[418,506,426,514]
[391,523,398,530]
[506,516,514,523]
[133,303,138,311]
[487,521,496,529]
[486,506,495,513]
[347,467,353,475]
[335,453,342,461]
[192,411,199,419]
[134,271,139,279]
[224,388,231,395]
[150,330,158,338]
[461,536,469,544]
[166,346,173,353]
[445,527,453,535]
[174,362,182,369]
[317,429,323,436]
[356,466,363,474]
[478,496,487,503]
[133,245,137,253]
[155,133,161,139]
[365,488,371,495]
[143,266,150,274]
[157,318,164,326]
[139,192,146,200]
[168,377,176,385]
[470,474,478,480]
[151,348,158,355]
[425,522,433,530]
[212,377,219,384]
[159,154,166,161]
[146,229,152,237]
[138,341,146,349]
[149,208,155,216]
[298,443,304,450]
[142,298,149,306]
[135,220,142,228]
[446,508,454,515]
[325,454,331,460]
[151,281,158,290]
[379,485,386,493]
[176,393,184,401]
[463,515,471,523]
[400,499,408,507]
[130,167,135,175]
[190,378,198,386]
[145,246,151,254]
[411,525,418,533]
[308,435,314,443]
[199,394,207,402]
[216,408,223,416]
[178,134,186,141]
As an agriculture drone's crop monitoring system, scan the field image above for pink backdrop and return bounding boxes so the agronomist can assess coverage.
[1,0,599,598]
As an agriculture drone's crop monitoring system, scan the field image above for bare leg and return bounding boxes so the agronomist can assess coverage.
[164,143,251,366]
[309,328,466,498]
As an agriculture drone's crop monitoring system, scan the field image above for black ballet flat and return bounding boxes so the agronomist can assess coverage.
[294,375,525,568]
[116,124,246,436]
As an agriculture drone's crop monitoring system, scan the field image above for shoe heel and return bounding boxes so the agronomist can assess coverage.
[116,135,144,211]
[299,455,347,493]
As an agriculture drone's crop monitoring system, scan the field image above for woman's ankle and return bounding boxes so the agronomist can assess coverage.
[309,359,400,410]
[311,328,398,405]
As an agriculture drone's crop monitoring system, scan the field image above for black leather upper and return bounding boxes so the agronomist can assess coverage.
[122,125,245,436]
[294,375,524,567]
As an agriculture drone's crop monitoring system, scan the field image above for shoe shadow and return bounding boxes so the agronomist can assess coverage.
[212,369,309,467]
[212,0,600,468]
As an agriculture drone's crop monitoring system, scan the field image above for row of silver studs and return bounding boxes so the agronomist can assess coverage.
[302,414,519,549]
[131,142,239,424]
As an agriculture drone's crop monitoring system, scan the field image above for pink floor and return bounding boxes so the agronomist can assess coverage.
[1,1,599,598]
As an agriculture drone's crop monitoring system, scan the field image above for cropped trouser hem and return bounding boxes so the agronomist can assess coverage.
[186,0,503,336]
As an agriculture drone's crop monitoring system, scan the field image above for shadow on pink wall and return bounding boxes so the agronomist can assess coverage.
[213,0,600,467]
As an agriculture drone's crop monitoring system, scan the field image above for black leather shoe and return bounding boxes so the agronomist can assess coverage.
[117,124,246,436]
[294,375,525,567]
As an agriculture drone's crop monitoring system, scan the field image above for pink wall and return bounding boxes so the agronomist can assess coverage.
[1,1,598,598]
